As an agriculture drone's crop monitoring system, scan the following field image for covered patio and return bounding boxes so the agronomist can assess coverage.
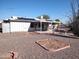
[29,21,51,31]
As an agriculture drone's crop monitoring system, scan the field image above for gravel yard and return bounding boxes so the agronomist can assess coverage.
[0,32,79,59]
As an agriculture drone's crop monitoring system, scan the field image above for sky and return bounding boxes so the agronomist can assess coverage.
[0,0,71,23]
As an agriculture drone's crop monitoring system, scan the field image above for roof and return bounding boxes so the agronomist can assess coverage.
[3,18,39,23]
[53,21,61,24]
[18,17,35,20]
[2,16,52,24]
[0,21,2,23]
[3,18,52,23]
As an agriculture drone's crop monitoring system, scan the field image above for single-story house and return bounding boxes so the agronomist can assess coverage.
[56,23,70,33]
[0,17,51,33]
[51,20,70,33]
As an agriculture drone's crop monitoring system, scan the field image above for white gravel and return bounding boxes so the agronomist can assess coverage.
[0,32,79,59]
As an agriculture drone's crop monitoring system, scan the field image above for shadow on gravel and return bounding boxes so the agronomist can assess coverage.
[36,33,79,39]
[49,34,79,39]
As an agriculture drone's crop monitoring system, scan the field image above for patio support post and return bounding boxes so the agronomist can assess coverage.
[40,21,42,31]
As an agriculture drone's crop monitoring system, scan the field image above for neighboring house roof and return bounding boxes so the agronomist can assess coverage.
[52,21,61,24]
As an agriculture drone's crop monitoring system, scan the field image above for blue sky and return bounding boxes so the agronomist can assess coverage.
[0,0,71,23]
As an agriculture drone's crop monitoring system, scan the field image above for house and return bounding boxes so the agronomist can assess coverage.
[0,16,51,33]
[57,23,70,33]
[52,20,69,33]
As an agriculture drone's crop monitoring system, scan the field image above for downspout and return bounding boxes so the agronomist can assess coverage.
[9,19,11,34]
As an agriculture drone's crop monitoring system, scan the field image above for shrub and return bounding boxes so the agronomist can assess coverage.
[72,16,79,36]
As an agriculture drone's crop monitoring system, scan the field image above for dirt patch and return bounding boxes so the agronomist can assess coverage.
[35,39,70,52]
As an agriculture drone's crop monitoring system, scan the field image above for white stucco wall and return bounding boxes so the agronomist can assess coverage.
[10,22,30,32]
[2,22,31,33]
[2,23,10,33]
